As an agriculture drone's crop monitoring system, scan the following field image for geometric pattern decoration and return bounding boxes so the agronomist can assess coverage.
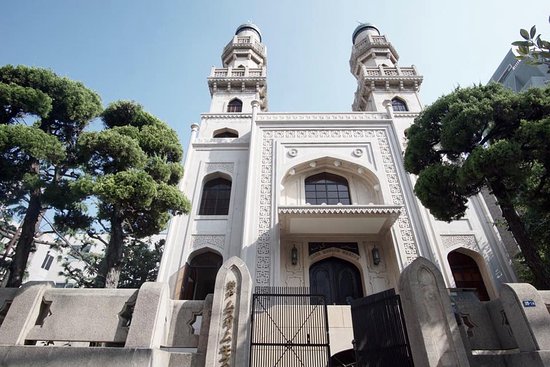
[255,127,419,285]
[441,234,478,251]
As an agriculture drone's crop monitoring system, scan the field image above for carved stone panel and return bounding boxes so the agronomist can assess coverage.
[255,128,419,285]
[205,162,234,175]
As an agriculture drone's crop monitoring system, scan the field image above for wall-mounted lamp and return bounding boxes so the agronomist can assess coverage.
[372,245,381,266]
[291,245,298,265]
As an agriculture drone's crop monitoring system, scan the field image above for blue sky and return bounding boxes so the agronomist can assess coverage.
[1,0,548,151]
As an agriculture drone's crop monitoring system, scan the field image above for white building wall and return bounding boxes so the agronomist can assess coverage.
[160,23,516,306]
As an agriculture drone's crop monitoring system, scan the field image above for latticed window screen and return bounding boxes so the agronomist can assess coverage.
[391,98,408,111]
[227,99,243,112]
[305,172,351,205]
[199,177,231,215]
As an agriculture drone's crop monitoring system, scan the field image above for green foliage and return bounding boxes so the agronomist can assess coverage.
[57,100,189,287]
[405,83,550,288]
[60,237,164,289]
[514,20,550,71]
[0,65,102,287]
[118,238,164,288]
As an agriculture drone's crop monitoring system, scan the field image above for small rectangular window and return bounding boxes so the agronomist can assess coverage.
[41,253,54,271]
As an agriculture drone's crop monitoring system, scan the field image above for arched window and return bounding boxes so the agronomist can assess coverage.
[213,128,239,138]
[305,172,350,205]
[199,177,231,215]
[448,251,490,301]
[391,98,408,112]
[181,252,223,300]
[227,99,243,113]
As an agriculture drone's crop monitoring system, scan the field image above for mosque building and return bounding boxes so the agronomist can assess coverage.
[159,22,514,305]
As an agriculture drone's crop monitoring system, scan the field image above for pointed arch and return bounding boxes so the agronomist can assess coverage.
[447,249,490,301]
[213,127,239,138]
[199,175,232,215]
[227,98,243,113]
[309,257,364,305]
[180,250,223,300]
[391,97,408,112]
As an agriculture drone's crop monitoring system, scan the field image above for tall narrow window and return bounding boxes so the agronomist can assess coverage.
[199,177,232,215]
[391,98,408,112]
[41,252,54,271]
[305,172,351,205]
[227,99,243,113]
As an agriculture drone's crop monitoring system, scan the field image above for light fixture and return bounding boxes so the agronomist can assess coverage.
[291,245,298,265]
[372,245,381,266]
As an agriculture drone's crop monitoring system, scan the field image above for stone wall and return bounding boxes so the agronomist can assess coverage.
[399,257,550,367]
[0,282,213,367]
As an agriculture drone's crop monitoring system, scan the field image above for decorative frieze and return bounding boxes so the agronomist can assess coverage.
[441,234,478,251]
[201,114,253,119]
[256,113,389,121]
[191,235,225,250]
[205,162,234,175]
[278,205,402,215]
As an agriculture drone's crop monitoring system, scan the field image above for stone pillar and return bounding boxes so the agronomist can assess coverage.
[398,257,470,367]
[125,282,170,348]
[205,256,252,367]
[500,283,550,352]
[0,282,52,345]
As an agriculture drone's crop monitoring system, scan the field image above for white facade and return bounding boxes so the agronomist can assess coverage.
[159,23,516,308]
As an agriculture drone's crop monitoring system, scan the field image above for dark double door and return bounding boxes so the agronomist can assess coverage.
[310,257,364,305]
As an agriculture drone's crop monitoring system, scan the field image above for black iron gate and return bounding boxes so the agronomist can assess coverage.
[350,289,414,367]
[249,287,331,367]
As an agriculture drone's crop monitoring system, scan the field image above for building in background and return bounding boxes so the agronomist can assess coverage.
[484,48,550,261]
[490,49,549,91]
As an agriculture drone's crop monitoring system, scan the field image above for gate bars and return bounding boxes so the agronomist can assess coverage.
[350,289,414,367]
[249,287,331,367]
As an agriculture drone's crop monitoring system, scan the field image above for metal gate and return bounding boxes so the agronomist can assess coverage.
[249,287,331,367]
[350,289,414,367]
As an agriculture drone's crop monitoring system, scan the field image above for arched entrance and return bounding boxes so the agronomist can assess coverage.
[180,251,223,300]
[448,250,490,301]
[309,257,364,305]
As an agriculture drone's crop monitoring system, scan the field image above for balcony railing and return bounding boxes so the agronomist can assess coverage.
[362,66,418,78]
[210,67,266,78]
[222,36,266,58]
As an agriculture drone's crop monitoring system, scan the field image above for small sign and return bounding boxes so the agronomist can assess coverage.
[522,299,536,308]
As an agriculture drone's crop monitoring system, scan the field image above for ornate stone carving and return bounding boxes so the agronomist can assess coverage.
[256,112,389,121]
[352,148,364,157]
[202,114,252,119]
[195,138,246,145]
[205,162,234,175]
[279,205,402,215]
[393,112,420,118]
[255,127,419,285]
[287,148,298,157]
[441,234,478,251]
[191,235,225,250]
[377,131,419,265]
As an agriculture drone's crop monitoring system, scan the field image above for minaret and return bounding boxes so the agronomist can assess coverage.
[350,23,423,112]
[207,23,268,113]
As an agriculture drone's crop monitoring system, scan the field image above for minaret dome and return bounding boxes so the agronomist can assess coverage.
[236,23,262,42]
[352,23,380,45]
